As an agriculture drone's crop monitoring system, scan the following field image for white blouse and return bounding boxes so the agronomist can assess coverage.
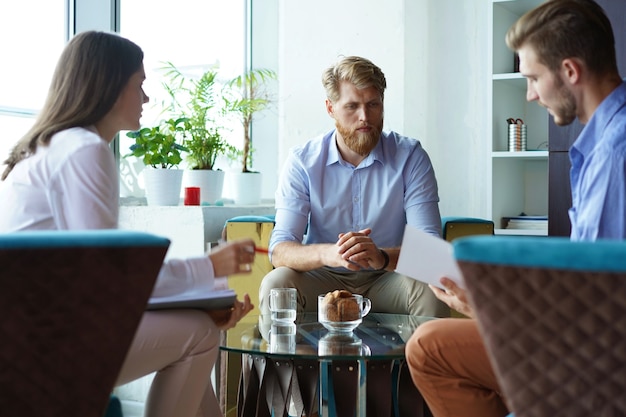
[0,126,215,297]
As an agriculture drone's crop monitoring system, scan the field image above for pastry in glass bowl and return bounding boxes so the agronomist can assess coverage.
[318,290,371,333]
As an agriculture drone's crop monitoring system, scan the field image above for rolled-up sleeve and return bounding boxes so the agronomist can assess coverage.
[270,152,311,251]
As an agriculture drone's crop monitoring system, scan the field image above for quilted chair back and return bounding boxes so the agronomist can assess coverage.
[453,235,626,417]
[0,230,170,417]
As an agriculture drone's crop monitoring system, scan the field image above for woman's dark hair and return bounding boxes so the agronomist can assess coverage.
[2,31,144,180]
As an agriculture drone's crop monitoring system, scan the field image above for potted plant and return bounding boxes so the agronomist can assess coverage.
[125,117,189,206]
[222,68,277,204]
[160,62,234,204]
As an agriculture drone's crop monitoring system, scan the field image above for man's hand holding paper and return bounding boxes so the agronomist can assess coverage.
[395,224,464,289]
[396,225,473,316]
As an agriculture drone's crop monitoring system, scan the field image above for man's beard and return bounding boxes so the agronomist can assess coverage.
[335,119,384,156]
[551,76,577,126]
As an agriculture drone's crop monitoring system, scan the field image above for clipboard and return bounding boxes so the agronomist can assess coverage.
[147,288,236,311]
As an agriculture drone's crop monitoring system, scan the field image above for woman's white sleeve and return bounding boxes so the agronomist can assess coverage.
[151,256,217,297]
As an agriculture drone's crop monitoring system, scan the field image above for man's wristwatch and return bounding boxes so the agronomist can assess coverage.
[379,249,389,270]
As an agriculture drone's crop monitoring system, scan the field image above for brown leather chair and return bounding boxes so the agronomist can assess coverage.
[0,230,169,417]
[454,235,626,417]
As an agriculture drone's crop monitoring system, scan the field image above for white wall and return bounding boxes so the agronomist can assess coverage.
[270,0,491,218]
[413,0,491,218]
[277,0,408,158]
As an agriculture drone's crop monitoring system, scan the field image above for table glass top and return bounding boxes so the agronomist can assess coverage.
[221,313,435,360]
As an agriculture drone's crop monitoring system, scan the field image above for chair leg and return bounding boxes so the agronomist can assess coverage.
[104,395,124,417]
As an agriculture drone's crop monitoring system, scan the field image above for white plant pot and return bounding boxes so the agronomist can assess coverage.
[230,172,263,205]
[184,169,225,204]
[143,168,183,206]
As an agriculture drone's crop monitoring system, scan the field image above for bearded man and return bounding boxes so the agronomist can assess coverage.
[258,55,449,319]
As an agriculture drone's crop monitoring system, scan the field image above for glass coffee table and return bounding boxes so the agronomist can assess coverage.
[220,312,435,417]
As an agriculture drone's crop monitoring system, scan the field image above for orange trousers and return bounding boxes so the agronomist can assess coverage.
[405,318,509,417]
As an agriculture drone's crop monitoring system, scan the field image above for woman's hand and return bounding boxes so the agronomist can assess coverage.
[207,293,254,330]
[429,277,475,318]
[209,238,256,277]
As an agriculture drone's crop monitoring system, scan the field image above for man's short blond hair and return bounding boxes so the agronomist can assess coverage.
[321,56,387,103]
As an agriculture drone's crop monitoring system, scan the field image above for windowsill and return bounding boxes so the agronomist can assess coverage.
[118,200,275,259]
[119,196,275,207]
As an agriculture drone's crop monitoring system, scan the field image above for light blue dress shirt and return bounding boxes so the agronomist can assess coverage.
[569,81,626,240]
[269,129,441,253]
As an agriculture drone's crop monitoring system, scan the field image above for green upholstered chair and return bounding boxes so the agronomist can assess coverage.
[220,215,275,416]
[441,217,494,318]
[441,216,495,242]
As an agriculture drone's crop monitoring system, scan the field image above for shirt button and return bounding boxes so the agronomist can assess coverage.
[354,197,358,202]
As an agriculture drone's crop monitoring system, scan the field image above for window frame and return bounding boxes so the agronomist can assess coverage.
[1,0,279,200]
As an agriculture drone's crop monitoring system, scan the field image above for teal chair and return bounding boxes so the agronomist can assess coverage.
[441,216,494,242]
[440,217,494,318]
[221,215,276,416]
[0,230,170,417]
[454,236,626,417]
[104,395,123,417]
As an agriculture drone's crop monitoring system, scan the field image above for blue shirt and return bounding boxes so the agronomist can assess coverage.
[569,81,626,240]
[270,129,441,252]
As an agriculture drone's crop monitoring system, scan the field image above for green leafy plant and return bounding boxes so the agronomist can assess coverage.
[125,117,189,169]
[160,62,234,170]
[222,68,277,172]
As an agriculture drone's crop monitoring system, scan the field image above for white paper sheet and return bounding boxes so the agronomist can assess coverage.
[395,225,465,289]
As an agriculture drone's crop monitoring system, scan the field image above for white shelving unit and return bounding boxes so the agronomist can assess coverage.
[489,0,548,236]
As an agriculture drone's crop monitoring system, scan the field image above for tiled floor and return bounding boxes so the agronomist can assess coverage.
[120,399,145,417]
[114,371,219,417]
[114,374,152,417]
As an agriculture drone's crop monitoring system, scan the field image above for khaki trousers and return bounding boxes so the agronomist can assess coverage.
[259,266,450,318]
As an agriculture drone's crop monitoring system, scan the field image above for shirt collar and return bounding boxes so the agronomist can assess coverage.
[326,130,385,168]
[573,81,626,155]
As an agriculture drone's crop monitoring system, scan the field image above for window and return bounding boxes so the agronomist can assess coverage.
[0,0,269,200]
[118,0,246,198]
[0,0,67,168]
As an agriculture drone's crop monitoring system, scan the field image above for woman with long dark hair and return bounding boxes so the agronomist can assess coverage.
[0,30,255,417]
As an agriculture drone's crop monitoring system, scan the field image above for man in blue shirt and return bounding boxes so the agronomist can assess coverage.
[259,56,449,318]
[406,1,626,416]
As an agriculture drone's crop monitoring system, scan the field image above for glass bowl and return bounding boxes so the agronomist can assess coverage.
[319,318,362,333]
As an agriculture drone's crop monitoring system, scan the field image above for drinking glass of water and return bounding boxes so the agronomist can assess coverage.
[269,287,297,323]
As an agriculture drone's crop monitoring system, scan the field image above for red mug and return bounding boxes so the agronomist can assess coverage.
[184,187,201,206]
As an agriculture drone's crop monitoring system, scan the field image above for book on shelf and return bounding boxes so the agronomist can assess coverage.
[502,215,548,231]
